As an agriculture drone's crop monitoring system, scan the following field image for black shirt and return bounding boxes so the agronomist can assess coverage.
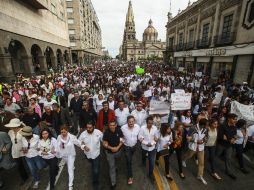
[42,112,53,126]
[103,111,109,126]
[218,123,237,148]
[103,128,123,153]
[79,108,97,128]
[70,97,83,113]
[22,113,41,129]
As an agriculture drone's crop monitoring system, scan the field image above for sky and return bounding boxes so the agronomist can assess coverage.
[92,0,196,57]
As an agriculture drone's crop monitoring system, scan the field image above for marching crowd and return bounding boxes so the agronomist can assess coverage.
[0,61,254,190]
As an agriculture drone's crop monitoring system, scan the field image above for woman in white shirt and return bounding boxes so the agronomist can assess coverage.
[205,119,221,180]
[56,125,80,190]
[5,118,29,183]
[38,128,59,190]
[235,119,249,174]
[155,124,173,180]
[21,126,45,189]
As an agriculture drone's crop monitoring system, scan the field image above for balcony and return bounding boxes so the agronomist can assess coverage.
[25,0,48,9]
[176,44,185,51]
[186,41,195,50]
[214,32,236,47]
[197,38,211,49]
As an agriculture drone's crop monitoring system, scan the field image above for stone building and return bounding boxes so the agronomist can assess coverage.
[0,0,71,81]
[66,0,102,65]
[165,0,254,86]
[121,1,166,61]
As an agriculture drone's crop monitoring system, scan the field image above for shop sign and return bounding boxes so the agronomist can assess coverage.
[182,51,193,57]
[206,48,226,56]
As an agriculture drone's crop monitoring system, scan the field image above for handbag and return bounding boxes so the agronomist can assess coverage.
[159,148,169,157]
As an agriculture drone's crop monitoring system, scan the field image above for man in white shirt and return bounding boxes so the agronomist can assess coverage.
[115,100,130,127]
[182,118,208,185]
[121,116,140,185]
[43,94,57,110]
[79,121,103,190]
[138,116,158,182]
[108,95,115,110]
[131,102,148,127]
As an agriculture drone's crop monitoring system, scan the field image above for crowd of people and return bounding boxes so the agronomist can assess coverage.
[0,61,254,190]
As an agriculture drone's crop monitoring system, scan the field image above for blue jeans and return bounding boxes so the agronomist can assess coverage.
[124,145,136,178]
[141,149,156,177]
[88,155,100,190]
[25,156,45,181]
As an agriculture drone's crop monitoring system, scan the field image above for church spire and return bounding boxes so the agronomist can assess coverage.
[126,1,135,25]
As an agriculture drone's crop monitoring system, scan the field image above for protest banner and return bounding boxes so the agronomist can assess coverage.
[231,101,254,125]
[174,89,185,94]
[144,89,152,97]
[195,72,202,77]
[149,100,170,115]
[212,92,223,105]
[171,93,192,110]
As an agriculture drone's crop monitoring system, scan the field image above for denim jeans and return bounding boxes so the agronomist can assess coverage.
[25,156,45,181]
[141,149,156,177]
[88,155,100,190]
[205,146,216,173]
[124,145,136,178]
[235,144,244,168]
[14,157,29,182]
[216,145,233,174]
[43,157,59,189]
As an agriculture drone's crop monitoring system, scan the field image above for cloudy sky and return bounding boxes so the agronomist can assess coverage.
[92,0,195,57]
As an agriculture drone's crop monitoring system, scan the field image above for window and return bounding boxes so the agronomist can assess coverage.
[222,14,233,40]
[67,8,73,13]
[68,19,74,24]
[70,42,76,47]
[201,23,210,43]
[249,2,254,22]
[178,33,184,47]
[168,37,174,48]
[188,29,194,46]
[69,29,75,34]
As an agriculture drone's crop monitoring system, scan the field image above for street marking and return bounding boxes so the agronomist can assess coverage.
[158,157,179,190]
[154,166,165,190]
[46,159,66,190]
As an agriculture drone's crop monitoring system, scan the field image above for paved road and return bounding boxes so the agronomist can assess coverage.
[159,151,254,190]
[0,145,156,190]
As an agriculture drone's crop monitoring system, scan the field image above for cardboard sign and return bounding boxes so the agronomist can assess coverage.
[195,72,202,77]
[212,92,223,105]
[171,93,192,111]
[174,89,185,94]
[178,67,184,72]
[149,100,170,115]
[144,90,152,97]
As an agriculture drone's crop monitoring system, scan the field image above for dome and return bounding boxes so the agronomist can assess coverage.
[144,19,158,35]
[143,19,158,42]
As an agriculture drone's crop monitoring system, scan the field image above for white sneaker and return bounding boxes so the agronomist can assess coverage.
[197,176,207,185]
[32,181,40,189]
[69,186,73,190]
[195,159,199,165]
[182,161,187,167]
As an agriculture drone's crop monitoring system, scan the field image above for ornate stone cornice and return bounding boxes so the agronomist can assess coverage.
[220,0,242,11]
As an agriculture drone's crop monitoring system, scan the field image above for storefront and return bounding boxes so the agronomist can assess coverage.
[185,57,195,73]
[196,57,210,74]
[211,56,234,79]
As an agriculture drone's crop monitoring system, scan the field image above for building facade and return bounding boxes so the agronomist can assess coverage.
[121,1,166,61]
[0,0,71,81]
[165,0,254,86]
[66,0,102,65]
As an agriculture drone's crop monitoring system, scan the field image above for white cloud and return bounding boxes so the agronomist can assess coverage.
[92,0,195,57]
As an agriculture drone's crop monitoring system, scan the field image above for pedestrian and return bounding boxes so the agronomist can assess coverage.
[21,126,45,189]
[235,119,249,174]
[79,101,97,132]
[156,123,173,180]
[138,116,158,182]
[97,101,115,132]
[205,119,222,180]
[56,125,80,190]
[182,118,208,185]
[217,113,238,179]
[5,118,29,184]
[170,122,185,179]
[38,128,59,190]
[131,101,148,127]
[22,107,41,135]
[121,115,140,185]
[69,92,83,135]
[79,121,103,190]
[115,100,130,127]
[103,120,123,189]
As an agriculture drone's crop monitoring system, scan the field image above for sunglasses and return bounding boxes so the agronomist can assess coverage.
[61,142,65,149]
[14,138,17,144]
[27,142,30,150]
